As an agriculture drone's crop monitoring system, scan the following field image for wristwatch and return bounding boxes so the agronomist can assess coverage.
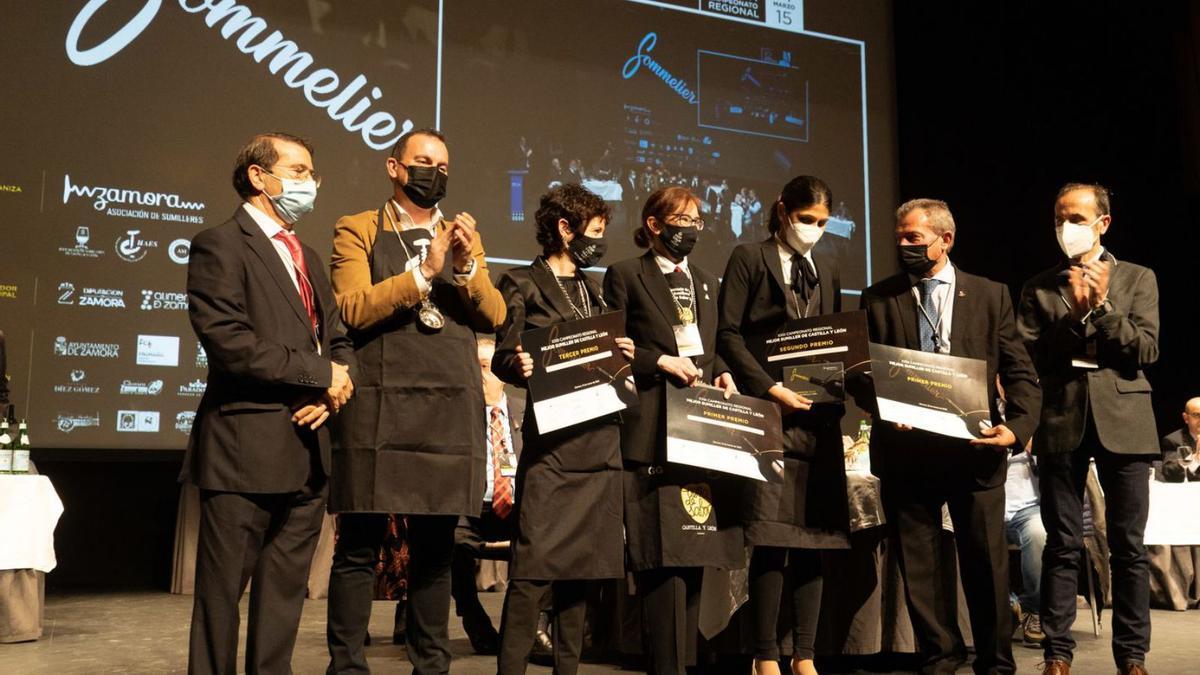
[1088,298,1113,323]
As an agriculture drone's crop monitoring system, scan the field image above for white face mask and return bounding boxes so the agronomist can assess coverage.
[1055,216,1100,259]
[785,220,824,255]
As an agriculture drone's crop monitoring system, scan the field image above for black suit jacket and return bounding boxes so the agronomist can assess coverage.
[603,251,726,464]
[498,389,526,460]
[493,259,608,389]
[1017,252,1159,455]
[1160,427,1195,460]
[183,206,355,493]
[860,267,1041,489]
[717,239,840,399]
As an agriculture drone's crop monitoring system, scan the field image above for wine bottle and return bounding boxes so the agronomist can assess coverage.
[0,419,12,474]
[12,419,30,474]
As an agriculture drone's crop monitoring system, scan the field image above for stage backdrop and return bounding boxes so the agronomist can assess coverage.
[0,0,897,450]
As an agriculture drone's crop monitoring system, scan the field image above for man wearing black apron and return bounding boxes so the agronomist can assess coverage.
[326,128,506,674]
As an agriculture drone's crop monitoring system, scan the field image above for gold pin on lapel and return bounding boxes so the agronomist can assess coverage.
[958,290,966,297]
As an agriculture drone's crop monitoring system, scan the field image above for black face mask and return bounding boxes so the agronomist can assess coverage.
[658,224,699,260]
[568,233,607,269]
[897,242,938,276]
[402,164,448,209]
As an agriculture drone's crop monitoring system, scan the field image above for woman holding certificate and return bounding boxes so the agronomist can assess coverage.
[717,175,850,675]
[603,186,745,675]
[491,183,634,675]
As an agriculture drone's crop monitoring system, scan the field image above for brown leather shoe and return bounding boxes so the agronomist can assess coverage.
[1041,660,1071,675]
[1118,662,1148,675]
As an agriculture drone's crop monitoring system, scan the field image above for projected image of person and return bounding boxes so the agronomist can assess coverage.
[491,184,635,674]
[183,132,356,674]
[717,176,850,675]
[603,186,745,675]
[325,128,507,675]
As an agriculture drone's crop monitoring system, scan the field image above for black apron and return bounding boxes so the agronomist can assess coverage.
[624,461,745,571]
[508,272,624,580]
[742,279,848,548]
[329,205,485,515]
[623,265,744,571]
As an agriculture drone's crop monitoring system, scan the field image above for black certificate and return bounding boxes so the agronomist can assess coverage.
[523,311,637,433]
[665,385,784,482]
[868,343,990,439]
[759,310,870,403]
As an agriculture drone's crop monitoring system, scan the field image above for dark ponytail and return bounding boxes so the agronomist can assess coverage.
[767,175,833,235]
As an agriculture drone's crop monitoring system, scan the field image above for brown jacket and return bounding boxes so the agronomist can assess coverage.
[329,208,506,331]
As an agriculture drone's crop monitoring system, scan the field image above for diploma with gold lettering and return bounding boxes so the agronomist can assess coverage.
[868,344,990,440]
[665,385,784,482]
[756,310,870,404]
[523,311,637,434]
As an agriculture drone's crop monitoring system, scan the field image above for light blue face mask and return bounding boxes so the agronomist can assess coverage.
[265,173,317,224]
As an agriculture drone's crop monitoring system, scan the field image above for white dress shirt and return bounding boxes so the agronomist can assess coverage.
[653,253,689,276]
[775,238,817,290]
[909,260,956,354]
[243,202,302,296]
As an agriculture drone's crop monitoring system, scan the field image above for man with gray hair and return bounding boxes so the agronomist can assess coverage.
[859,198,1041,675]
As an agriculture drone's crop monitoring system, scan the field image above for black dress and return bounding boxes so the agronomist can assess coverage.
[492,259,625,581]
[603,251,745,571]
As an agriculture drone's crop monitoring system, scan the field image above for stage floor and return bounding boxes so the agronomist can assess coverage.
[2,590,1197,673]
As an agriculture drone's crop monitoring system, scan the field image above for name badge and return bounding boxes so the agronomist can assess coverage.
[498,451,517,477]
[1071,358,1099,370]
[674,323,704,358]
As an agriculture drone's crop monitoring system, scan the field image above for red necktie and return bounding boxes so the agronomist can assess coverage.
[273,230,319,335]
[490,406,514,519]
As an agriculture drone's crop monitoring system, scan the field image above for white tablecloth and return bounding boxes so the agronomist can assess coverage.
[0,475,63,573]
[1144,480,1200,546]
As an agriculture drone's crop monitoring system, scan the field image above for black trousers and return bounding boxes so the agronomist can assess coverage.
[886,479,1014,675]
[188,478,327,675]
[637,567,702,675]
[1038,417,1152,666]
[451,506,512,623]
[748,547,822,661]
[326,513,458,675]
[498,578,587,675]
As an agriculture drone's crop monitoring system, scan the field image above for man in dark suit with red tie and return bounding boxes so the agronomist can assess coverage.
[184,132,355,674]
[859,198,1041,675]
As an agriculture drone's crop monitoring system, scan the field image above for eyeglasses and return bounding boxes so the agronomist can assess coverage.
[262,165,322,187]
[1186,411,1200,420]
[667,213,705,230]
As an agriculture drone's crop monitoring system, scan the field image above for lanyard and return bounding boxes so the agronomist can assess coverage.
[915,280,949,352]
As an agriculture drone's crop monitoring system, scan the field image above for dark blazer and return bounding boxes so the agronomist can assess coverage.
[1161,427,1196,459]
[494,261,606,388]
[1017,252,1159,456]
[498,389,526,460]
[184,207,355,494]
[604,251,726,464]
[717,239,840,399]
[860,267,1041,489]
